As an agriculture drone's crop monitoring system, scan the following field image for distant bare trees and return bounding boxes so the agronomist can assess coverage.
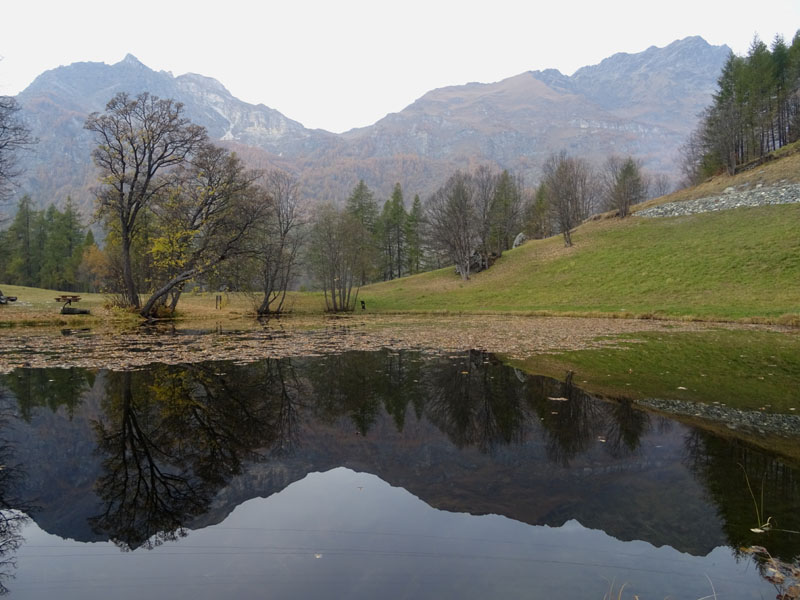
[0,95,33,213]
[425,167,525,280]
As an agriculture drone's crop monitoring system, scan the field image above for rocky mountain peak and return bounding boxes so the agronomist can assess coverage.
[117,53,146,68]
[11,36,730,212]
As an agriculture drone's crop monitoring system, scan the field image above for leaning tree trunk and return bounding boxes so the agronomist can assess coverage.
[140,270,197,319]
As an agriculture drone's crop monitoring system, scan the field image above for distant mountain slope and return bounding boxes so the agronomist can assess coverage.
[11,37,730,215]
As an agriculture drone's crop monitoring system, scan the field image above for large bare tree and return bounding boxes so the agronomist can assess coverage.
[253,169,305,316]
[85,92,207,308]
[542,152,595,247]
[308,205,362,312]
[425,171,478,280]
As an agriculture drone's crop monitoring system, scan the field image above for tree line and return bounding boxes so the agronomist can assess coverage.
[311,150,656,301]
[683,31,800,183]
[0,197,97,291]
[1,89,661,315]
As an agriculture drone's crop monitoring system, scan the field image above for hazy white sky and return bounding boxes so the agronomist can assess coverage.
[2,0,799,133]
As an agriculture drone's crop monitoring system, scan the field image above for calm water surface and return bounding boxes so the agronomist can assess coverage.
[0,350,797,599]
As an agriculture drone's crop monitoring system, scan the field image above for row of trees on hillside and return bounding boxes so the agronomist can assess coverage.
[426,167,524,279]
[1,89,662,315]
[683,32,800,183]
[310,152,656,299]
[426,152,653,275]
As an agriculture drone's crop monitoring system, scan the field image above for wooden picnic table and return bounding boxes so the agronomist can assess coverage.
[55,295,90,315]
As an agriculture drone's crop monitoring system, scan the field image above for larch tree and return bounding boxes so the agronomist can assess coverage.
[344,180,379,285]
[602,156,647,218]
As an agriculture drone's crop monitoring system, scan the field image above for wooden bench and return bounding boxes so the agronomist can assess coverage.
[55,295,82,305]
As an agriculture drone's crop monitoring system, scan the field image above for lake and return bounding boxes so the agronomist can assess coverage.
[0,349,797,599]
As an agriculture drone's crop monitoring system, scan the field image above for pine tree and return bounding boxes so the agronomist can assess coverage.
[344,180,379,284]
[5,196,40,286]
[404,195,423,275]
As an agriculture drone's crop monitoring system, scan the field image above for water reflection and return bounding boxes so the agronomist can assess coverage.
[684,429,800,561]
[90,361,307,550]
[0,349,797,596]
[0,400,31,595]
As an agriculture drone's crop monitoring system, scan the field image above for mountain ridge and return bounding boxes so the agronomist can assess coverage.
[10,36,730,214]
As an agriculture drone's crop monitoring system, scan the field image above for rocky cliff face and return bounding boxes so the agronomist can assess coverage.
[11,37,730,213]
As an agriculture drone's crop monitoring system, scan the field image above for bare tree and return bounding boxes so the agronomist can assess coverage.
[472,165,497,271]
[425,171,478,280]
[308,205,362,312]
[254,169,305,316]
[85,92,207,308]
[0,96,33,218]
[648,173,673,199]
[543,152,595,247]
[679,123,708,188]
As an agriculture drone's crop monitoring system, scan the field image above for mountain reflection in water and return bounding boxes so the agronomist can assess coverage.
[0,349,797,599]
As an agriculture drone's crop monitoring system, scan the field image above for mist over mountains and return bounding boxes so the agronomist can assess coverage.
[12,36,730,213]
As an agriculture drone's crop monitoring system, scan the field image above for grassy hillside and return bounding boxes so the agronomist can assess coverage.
[361,202,800,322]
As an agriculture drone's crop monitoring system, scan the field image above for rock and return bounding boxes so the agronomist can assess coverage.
[637,183,800,218]
[512,232,527,248]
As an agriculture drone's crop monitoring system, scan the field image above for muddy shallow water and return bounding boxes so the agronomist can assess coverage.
[0,314,763,374]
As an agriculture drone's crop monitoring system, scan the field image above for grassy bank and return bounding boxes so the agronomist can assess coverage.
[506,328,800,414]
[361,203,800,322]
[0,284,326,327]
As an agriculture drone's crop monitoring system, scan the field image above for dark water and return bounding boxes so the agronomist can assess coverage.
[0,350,797,599]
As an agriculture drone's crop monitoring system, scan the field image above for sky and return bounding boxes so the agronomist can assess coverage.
[2,0,799,133]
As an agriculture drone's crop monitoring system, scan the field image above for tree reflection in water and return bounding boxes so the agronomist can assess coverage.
[88,350,663,551]
[3,367,93,421]
[0,394,32,595]
[90,358,306,550]
[306,350,653,461]
[424,351,529,453]
[684,429,800,562]
[6,347,797,574]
